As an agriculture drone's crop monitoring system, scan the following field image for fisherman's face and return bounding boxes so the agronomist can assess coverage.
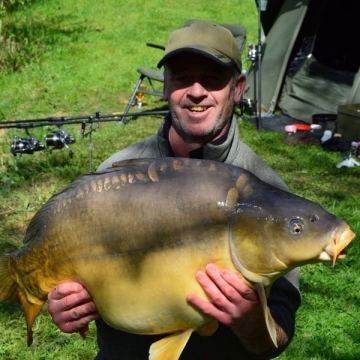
[163,53,245,141]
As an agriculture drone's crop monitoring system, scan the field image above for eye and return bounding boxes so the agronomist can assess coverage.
[289,219,304,235]
[205,75,220,83]
[174,75,191,84]
[203,75,227,88]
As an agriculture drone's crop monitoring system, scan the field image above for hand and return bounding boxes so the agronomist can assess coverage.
[187,263,283,354]
[186,263,263,327]
[47,282,100,336]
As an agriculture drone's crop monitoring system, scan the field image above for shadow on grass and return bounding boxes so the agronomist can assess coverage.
[0,301,23,318]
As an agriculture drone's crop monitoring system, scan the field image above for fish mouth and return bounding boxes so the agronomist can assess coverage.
[320,227,356,267]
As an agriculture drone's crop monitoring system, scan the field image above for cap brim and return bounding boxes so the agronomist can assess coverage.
[157,48,235,69]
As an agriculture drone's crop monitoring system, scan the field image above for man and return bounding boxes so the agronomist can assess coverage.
[48,21,300,359]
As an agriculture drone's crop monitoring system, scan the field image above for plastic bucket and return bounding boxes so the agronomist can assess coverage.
[312,114,337,133]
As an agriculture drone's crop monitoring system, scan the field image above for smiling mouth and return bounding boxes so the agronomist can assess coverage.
[188,106,209,112]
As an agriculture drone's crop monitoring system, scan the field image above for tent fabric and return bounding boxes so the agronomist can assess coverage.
[347,70,360,104]
[245,0,310,114]
[279,56,355,122]
[245,0,360,123]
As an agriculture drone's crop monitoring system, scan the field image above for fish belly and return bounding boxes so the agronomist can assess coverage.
[74,236,235,335]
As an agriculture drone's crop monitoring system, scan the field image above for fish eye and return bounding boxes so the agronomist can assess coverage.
[289,219,304,235]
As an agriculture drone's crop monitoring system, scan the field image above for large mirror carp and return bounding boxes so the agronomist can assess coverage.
[0,158,355,359]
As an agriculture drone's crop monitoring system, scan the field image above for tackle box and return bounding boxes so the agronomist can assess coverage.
[337,104,360,141]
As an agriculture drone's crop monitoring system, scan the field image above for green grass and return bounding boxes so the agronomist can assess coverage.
[1,0,360,359]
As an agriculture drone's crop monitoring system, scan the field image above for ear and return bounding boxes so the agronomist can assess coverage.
[233,74,246,103]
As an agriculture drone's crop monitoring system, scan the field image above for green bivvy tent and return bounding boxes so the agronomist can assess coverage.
[245,0,360,123]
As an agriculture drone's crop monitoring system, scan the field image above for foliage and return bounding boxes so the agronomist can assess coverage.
[0,0,359,359]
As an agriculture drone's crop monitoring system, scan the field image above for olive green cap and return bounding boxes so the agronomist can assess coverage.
[157,20,242,72]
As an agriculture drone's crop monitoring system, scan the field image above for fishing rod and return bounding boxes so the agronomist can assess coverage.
[0,110,168,129]
[2,110,168,168]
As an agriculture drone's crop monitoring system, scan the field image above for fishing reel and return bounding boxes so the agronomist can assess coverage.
[238,98,255,116]
[247,44,259,62]
[10,130,45,156]
[45,128,76,158]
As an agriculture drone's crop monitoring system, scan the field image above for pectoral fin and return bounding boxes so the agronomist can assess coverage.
[195,320,218,336]
[149,328,194,360]
[254,283,278,348]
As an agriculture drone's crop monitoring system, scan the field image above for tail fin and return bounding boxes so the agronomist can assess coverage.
[0,255,45,346]
[0,255,19,302]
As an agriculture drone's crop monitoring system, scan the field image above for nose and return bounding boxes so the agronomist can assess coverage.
[187,81,207,98]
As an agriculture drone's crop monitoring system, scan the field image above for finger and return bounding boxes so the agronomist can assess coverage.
[197,264,228,298]
[202,264,242,305]
[49,283,87,300]
[204,264,258,304]
[187,294,229,324]
[48,291,92,314]
[194,266,236,318]
[63,300,99,320]
[49,301,99,333]
[220,269,258,303]
[58,311,99,334]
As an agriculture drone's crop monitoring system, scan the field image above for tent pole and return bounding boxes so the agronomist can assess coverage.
[256,1,264,132]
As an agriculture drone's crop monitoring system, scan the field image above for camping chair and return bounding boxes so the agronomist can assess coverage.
[119,21,247,123]
[119,43,165,124]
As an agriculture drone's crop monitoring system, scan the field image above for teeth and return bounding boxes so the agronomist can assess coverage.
[189,106,207,112]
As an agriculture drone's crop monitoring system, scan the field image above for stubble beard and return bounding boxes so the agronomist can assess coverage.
[169,98,234,143]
